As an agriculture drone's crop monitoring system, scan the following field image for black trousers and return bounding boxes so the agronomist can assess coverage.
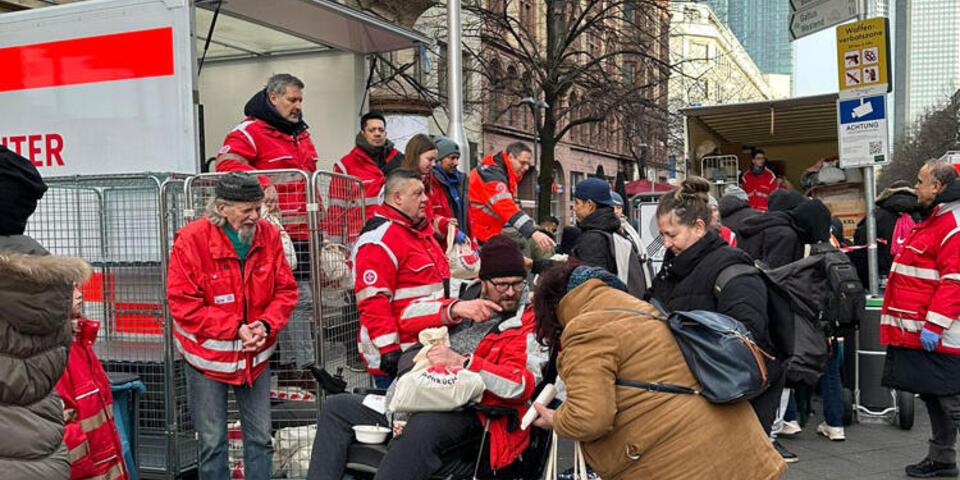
[920,393,960,464]
[306,394,483,480]
[750,366,787,437]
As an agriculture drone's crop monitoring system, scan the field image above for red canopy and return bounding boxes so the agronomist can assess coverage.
[625,179,678,196]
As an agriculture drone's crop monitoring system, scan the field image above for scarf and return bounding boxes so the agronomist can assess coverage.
[434,165,464,224]
[243,89,307,136]
[566,266,628,294]
[355,132,397,171]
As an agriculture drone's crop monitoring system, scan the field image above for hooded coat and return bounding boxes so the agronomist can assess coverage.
[551,280,786,480]
[849,186,921,280]
[739,198,832,268]
[718,195,760,238]
[572,207,624,275]
[0,234,91,479]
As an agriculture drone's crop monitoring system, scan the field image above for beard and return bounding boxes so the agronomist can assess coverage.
[238,223,257,243]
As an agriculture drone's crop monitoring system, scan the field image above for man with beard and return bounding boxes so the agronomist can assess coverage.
[216,73,319,380]
[307,234,548,480]
[167,172,298,479]
[328,112,405,244]
[879,160,960,478]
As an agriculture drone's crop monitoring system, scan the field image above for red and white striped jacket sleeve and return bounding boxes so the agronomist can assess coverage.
[923,227,960,334]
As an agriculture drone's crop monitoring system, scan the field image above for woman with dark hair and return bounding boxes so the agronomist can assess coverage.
[401,134,459,243]
[529,260,786,480]
[648,176,791,460]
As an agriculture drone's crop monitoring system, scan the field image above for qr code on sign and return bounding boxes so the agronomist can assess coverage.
[869,141,883,155]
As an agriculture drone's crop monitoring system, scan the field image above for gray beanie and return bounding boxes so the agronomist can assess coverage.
[708,194,718,208]
[216,172,264,202]
[722,185,749,202]
[431,135,460,161]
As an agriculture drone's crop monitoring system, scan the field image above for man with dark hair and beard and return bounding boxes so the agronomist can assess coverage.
[167,172,298,479]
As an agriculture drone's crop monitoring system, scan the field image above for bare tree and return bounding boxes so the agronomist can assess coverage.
[880,92,960,189]
[462,0,673,219]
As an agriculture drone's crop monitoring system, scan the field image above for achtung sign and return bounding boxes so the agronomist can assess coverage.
[836,17,890,93]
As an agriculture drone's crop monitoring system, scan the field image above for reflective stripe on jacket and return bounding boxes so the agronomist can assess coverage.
[740,167,780,212]
[468,151,535,243]
[55,318,128,480]
[216,117,318,240]
[327,146,402,244]
[167,218,298,385]
[352,205,455,376]
[881,199,960,353]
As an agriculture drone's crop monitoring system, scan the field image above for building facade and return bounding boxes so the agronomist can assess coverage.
[698,0,792,77]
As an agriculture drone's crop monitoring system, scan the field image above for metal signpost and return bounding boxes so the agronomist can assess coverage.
[789,0,860,40]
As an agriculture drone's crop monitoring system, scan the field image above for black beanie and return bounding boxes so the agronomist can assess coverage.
[0,146,47,235]
[768,190,804,212]
[789,199,832,244]
[216,172,264,202]
[479,234,526,280]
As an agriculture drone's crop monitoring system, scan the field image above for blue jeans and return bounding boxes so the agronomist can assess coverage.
[185,364,273,480]
[820,339,845,427]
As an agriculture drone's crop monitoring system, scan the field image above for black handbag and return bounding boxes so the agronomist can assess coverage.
[609,308,773,404]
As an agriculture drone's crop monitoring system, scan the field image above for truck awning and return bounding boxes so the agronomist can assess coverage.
[679,93,839,146]
[196,0,431,61]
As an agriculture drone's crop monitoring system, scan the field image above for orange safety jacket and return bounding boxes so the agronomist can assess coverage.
[468,151,535,243]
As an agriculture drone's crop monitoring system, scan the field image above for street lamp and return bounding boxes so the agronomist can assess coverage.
[519,97,550,170]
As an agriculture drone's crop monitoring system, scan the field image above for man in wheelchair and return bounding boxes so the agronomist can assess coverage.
[307,235,550,480]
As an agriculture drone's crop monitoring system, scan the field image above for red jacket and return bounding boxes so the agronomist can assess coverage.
[167,218,298,385]
[740,167,783,212]
[352,205,455,375]
[55,318,128,480]
[881,190,960,353]
[216,117,318,240]
[720,226,737,247]
[468,151,536,243]
[467,305,549,470]
[328,145,402,244]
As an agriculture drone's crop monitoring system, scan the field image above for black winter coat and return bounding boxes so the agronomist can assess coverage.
[739,211,803,268]
[649,233,774,353]
[719,196,761,238]
[572,207,622,274]
[849,187,921,281]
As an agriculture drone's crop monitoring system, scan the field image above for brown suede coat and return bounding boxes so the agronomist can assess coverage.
[551,280,786,480]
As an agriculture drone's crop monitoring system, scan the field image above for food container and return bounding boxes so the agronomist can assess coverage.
[353,425,391,444]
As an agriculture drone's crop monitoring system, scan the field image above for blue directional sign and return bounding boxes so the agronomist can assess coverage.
[838,95,885,124]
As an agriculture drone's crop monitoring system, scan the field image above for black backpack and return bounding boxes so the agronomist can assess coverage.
[596,230,654,299]
[818,244,866,335]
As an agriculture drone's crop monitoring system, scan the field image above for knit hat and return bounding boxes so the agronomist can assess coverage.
[479,234,526,279]
[0,145,47,235]
[566,265,627,293]
[789,199,832,244]
[767,190,804,212]
[707,194,718,208]
[216,172,264,202]
[574,178,614,206]
[431,135,460,161]
[610,192,624,207]
[723,185,748,202]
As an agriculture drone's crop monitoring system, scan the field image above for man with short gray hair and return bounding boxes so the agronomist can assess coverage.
[167,172,298,479]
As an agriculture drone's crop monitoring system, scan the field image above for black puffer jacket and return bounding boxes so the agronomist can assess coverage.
[850,187,921,280]
[719,195,761,238]
[572,207,622,274]
[650,232,774,353]
[0,234,90,479]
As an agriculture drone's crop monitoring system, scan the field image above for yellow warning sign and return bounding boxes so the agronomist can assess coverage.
[836,17,890,92]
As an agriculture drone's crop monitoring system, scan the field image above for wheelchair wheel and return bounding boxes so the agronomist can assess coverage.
[897,390,915,430]
[842,388,854,426]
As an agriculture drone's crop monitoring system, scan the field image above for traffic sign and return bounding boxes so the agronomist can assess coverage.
[789,0,859,41]
[837,95,889,168]
[836,17,891,93]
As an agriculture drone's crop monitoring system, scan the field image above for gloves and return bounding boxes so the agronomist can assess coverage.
[920,327,941,352]
[380,349,401,378]
[455,230,468,244]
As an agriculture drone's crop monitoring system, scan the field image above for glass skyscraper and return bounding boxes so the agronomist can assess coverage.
[698,0,792,76]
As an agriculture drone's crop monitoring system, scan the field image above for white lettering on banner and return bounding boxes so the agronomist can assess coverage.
[0,133,65,167]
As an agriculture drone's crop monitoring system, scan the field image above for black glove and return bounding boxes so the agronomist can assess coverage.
[381,349,401,378]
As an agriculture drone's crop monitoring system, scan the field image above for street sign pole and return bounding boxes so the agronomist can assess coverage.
[855,0,880,296]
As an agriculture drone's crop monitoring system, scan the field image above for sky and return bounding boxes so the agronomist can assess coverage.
[792,25,841,96]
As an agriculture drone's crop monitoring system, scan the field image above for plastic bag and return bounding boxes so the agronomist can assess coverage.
[388,327,485,413]
[446,224,480,280]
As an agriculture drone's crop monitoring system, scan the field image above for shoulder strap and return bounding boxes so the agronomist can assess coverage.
[604,307,666,322]
[615,379,701,396]
[713,263,757,299]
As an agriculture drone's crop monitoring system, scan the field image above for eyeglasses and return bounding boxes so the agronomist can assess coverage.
[489,280,527,293]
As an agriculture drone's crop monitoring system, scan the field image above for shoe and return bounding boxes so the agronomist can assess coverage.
[772,440,798,463]
[905,458,959,478]
[558,465,601,480]
[816,422,845,441]
[309,365,347,395]
[780,420,802,437]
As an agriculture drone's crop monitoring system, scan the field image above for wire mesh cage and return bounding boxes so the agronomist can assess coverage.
[25,173,198,479]
[700,154,741,200]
